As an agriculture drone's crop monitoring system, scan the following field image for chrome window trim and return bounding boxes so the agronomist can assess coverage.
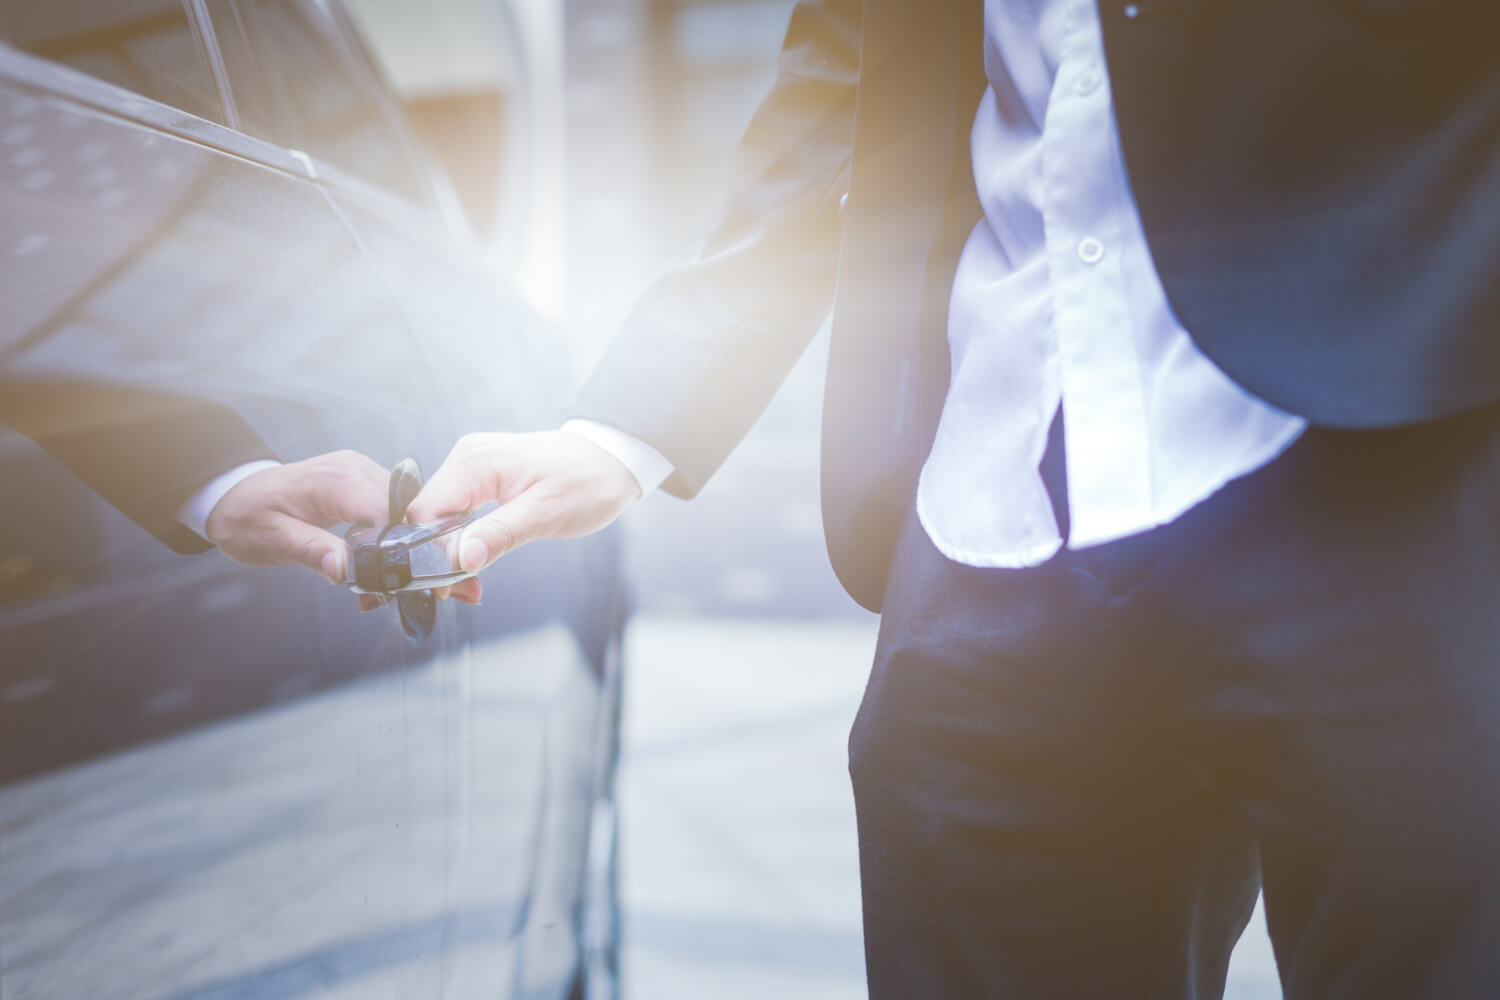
[0,37,445,237]
[184,0,240,131]
[207,0,439,219]
[319,0,447,220]
[0,42,306,180]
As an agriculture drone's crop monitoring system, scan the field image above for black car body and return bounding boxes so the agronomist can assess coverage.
[0,2,623,996]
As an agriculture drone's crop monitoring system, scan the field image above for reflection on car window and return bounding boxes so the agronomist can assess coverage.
[223,0,425,203]
[0,0,221,123]
[340,0,527,244]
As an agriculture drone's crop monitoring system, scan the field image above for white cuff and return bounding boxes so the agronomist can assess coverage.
[176,460,282,541]
[561,419,674,498]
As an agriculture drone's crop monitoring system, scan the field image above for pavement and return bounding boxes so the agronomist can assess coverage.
[616,616,1283,1000]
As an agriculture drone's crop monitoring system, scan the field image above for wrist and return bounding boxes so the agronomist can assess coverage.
[560,419,673,497]
[183,460,282,542]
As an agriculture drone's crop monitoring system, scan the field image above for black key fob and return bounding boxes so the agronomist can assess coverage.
[343,458,487,641]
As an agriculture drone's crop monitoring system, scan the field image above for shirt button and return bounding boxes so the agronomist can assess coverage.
[1123,3,1141,17]
[1077,237,1105,264]
[1076,67,1102,96]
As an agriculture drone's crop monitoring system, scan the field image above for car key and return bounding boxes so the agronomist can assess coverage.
[344,458,491,639]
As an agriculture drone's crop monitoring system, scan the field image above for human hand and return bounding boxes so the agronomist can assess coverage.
[205,450,389,585]
[404,430,642,598]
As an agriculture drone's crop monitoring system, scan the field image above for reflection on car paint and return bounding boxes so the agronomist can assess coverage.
[0,626,601,999]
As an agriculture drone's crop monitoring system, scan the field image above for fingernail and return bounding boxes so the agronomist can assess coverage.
[321,551,342,585]
[460,538,488,573]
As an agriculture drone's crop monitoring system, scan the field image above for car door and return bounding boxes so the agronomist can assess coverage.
[0,2,547,996]
[204,2,629,994]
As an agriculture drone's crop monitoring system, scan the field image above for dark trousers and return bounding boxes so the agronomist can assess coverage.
[849,412,1500,999]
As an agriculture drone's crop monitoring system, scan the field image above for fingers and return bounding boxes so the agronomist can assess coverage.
[225,430,626,597]
[274,517,351,584]
[210,449,504,612]
[405,451,473,524]
[306,450,391,528]
[455,490,546,574]
[406,434,513,524]
[449,577,483,605]
[408,429,641,576]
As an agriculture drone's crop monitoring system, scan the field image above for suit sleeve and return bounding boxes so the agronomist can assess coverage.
[0,378,277,554]
[568,0,861,499]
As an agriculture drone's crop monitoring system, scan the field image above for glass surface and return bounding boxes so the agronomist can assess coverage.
[340,0,529,242]
[217,0,426,202]
[0,0,221,122]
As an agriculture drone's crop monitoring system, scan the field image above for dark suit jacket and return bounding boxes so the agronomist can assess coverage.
[0,379,276,554]
[572,0,1500,611]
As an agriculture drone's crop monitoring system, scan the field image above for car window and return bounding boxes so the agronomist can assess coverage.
[340,0,529,245]
[218,0,425,203]
[0,0,222,123]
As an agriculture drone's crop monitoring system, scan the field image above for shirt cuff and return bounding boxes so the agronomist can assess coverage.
[175,460,282,541]
[562,419,674,498]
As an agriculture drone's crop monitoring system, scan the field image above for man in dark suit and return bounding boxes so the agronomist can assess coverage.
[410,1,1500,995]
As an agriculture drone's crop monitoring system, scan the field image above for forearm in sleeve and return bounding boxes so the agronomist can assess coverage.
[569,0,861,499]
[0,378,277,554]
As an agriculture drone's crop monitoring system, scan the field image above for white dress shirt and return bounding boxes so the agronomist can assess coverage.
[562,418,674,498]
[914,0,1304,567]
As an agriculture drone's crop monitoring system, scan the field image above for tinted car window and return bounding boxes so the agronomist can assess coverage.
[340,0,529,245]
[0,0,221,123]
[220,0,425,203]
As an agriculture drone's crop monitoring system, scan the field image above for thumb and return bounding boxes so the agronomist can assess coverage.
[276,517,351,584]
[455,490,546,574]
